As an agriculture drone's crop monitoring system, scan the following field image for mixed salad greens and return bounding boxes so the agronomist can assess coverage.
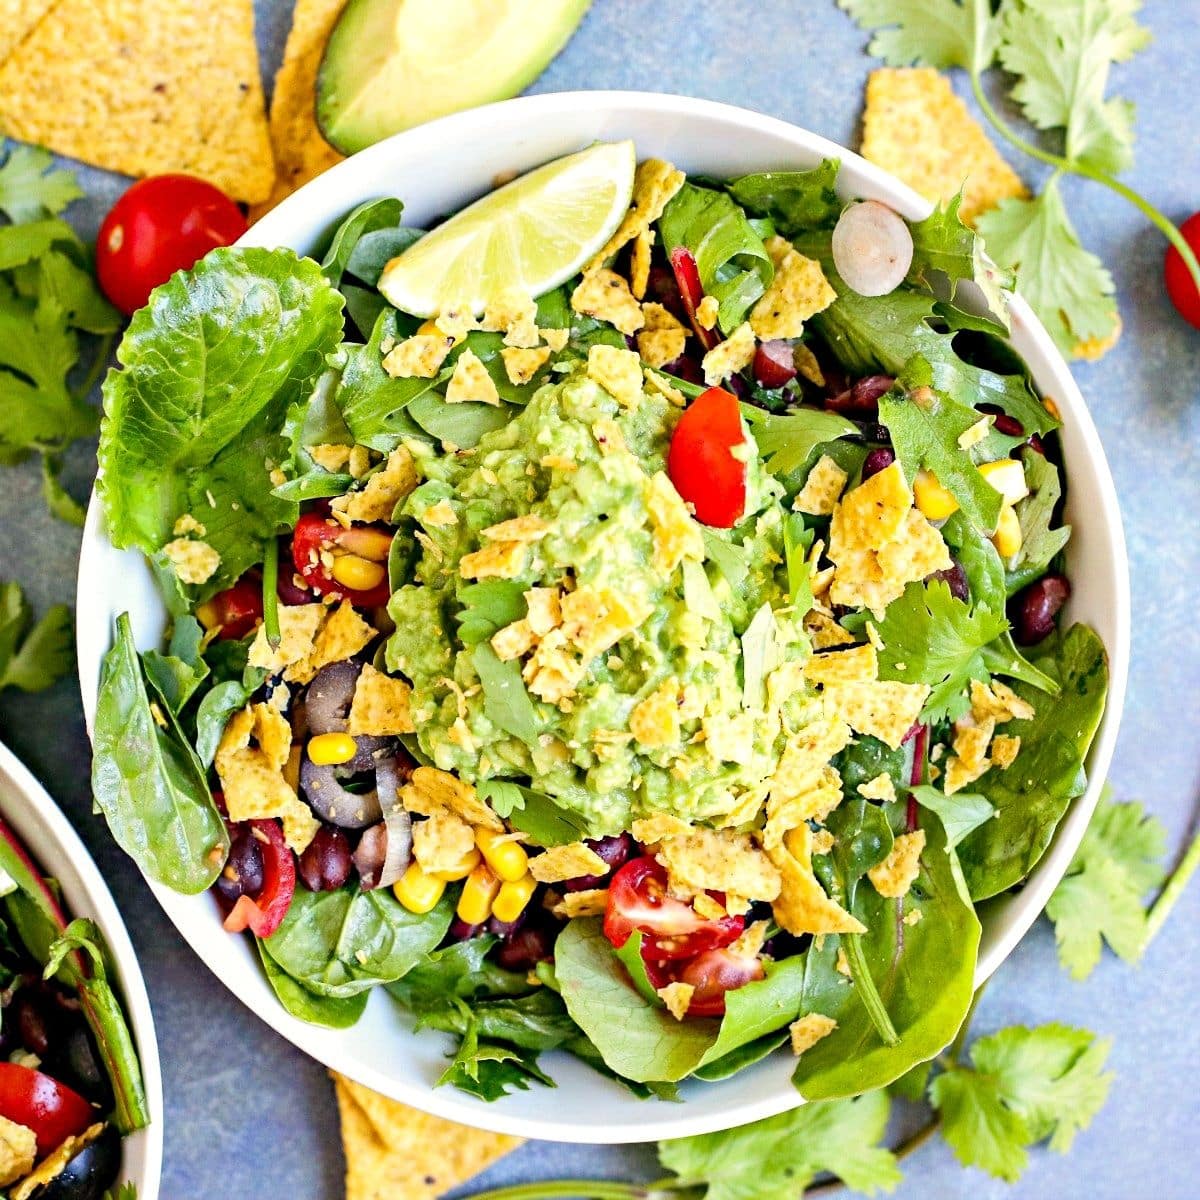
[89,142,1107,1102]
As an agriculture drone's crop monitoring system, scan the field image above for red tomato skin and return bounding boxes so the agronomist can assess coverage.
[291,512,393,608]
[667,387,748,528]
[1164,212,1200,329]
[97,174,247,315]
[0,1063,95,1155]
[222,819,296,939]
[677,947,767,1017]
[669,247,720,350]
[207,576,264,641]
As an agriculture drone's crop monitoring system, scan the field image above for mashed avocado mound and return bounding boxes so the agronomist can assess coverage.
[386,366,822,834]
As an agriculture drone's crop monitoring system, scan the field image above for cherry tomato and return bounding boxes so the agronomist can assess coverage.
[668,246,720,350]
[666,387,748,528]
[222,819,296,939]
[677,946,766,1017]
[97,174,247,315]
[0,1063,95,1156]
[753,340,797,389]
[603,857,744,962]
[200,576,263,641]
[1164,212,1200,329]
[291,511,393,607]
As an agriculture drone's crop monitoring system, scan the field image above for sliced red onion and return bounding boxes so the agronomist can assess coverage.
[372,758,413,890]
[305,660,363,734]
[831,201,913,297]
[352,823,388,890]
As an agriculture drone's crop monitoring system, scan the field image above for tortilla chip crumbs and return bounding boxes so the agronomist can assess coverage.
[701,321,756,385]
[571,269,645,336]
[793,342,825,386]
[480,288,539,348]
[803,643,878,686]
[769,825,865,935]
[657,828,781,902]
[0,0,274,203]
[248,603,323,676]
[794,455,849,516]
[586,157,686,272]
[990,733,1021,769]
[528,842,607,884]
[549,888,610,919]
[824,680,930,750]
[586,344,645,410]
[631,813,693,846]
[861,68,1027,227]
[630,229,654,299]
[0,1110,36,1187]
[658,981,695,1022]
[459,540,529,580]
[953,716,995,769]
[858,772,897,803]
[790,1013,838,1057]
[347,664,414,736]
[383,333,453,380]
[410,766,502,831]
[501,345,552,386]
[161,536,220,586]
[412,809,475,876]
[333,1073,519,1200]
[310,443,353,473]
[868,829,926,899]
[643,369,686,407]
[332,446,419,523]
[645,471,704,573]
[636,302,689,369]
[696,295,720,331]
[445,349,501,406]
[749,237,836,340]
[943,752,991,795]
[216,705,317,852]
[630,679,685,748]
[970,678,1035,724]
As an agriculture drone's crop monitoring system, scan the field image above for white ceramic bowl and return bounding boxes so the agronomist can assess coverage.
[0,741,162,1195]
[76,92,1129,1143]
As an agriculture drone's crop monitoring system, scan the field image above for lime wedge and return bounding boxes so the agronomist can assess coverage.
[377,140,636,317]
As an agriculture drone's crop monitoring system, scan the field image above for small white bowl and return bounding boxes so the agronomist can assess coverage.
[0,741,162,1196]
[76,92,1129,1143]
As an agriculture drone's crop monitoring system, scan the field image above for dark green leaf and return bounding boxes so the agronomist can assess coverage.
[258,940,368,1028]
[321,198,403,285]
[742,404,857,477]
[472,642,542,747]
[909,784,994,848]
[0,581,72,693]
[727,158,844,232]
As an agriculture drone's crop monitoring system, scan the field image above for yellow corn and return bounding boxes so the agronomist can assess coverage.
[432,846,481,882]
[457,863,501,925]
[283,744,303,792]
[979,458,1029,505]
[913,470,959,520]
[418,318,464,347]
[991,504,1023,558]
[337,526,394,562]
[195,599,222,632]
[475,828,530,882]
[331,554,386,592]
[307,732,357,766]
[491,873,538,924]
[393,864,446,914]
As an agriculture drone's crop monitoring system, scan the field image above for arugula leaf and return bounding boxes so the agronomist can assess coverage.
[1045,788,1166,979]
[0,144,84,222]
[386,936,531,1009]
[416,986,579,1053]
[0,581,72,693]
[741,404,857,477]
[1007,448,1071,593]
[837,0,998,73]
[437,1014,554,1101]
[658,1090,901,1199]
[874,580,1008,721]
[727,158,844,232]
[976,177,1119,355]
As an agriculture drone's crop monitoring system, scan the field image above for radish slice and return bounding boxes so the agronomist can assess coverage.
[832,201,914,297]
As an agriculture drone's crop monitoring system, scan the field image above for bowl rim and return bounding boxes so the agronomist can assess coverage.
[0,739,163,1196]
[76,89,1129,1142]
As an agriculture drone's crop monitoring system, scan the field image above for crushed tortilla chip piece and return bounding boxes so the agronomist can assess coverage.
[500,345,552,386]
[306,603,375,683]
[953,716,995,769]
[943,753,991,795]
[729,919,770,959]
[631,813,692,846]
[0,1110,36,1187]
[764,763,843,848]
[830,462,911,549]
[528,842,607,884]
[310,443,353,473]
[656,827,781,902]
[248,603,323,678]
[794,454,849,516]
[692,892,727,921]
[645,471,704,573]
[0,0,57,66]
[491,619,536,662]
[749,237,836,340]
[459,540,529,580]
[970,678,1035,724]
[823,679,930,750]
[769,825,865,935]
[805,611,857,650]
[858,772,896,803]
[868,829,926,899]
[636,302,689,369]
[549,888,609,919]
[161,537,220,586]
[412,809,475,876]
[332,446,419,523]
[793,342,825,386]
[643,369,686,407]
[701,321,756,384]
[347,664,414,736]
[586,344,645,409]
[445,349,501,406]
[540,327,570,352]
[695,295,720,331]
[861,67,1027,226]
[630,229,654,299]
[803,643,878,686]
[658,981,695,1021]
[990,733,1021,769]
[629,678,687,749]
[790,1013,838,1056]
[571,269,645,335]
[481,289,539,348]
[383,333,453,379]
[411,766,502,831]
[585,157,686,272]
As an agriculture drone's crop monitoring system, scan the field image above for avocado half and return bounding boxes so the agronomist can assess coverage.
[317,0,592,155]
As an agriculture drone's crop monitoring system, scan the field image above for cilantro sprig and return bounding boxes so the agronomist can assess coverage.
[839,0,1200,356]
[0,580,73,693]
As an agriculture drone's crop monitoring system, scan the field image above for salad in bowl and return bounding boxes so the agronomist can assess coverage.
[85,121,1112,1112]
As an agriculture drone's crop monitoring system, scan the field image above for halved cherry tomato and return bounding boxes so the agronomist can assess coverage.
[667,387,748,528]
[201,575,263,641]
[669,247,719,350]
[603,857,744,962]
[677,945,766,1017]
[0,1063,95,1156]
[97,174,247,316]
[222,819,296,939]
[1164,211,1200,329]
[291,511,393,607]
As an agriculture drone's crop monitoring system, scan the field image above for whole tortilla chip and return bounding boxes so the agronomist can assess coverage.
[861,67,1027,226]
[0,0,274,203]
[0,0,58,66]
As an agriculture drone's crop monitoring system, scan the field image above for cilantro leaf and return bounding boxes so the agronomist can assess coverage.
[0,144,84,222]
[874,579,1008,721]
[741,404,857,477]
[454,580,527,645]
[477,780,591,847]
[837,0,998,73]
[40,454,86,526]
[471,643,542,748]
[1045,787,1166,979]
[1007,448,1071,593]
[0,581,73,693]
[931,1065,1032,1181]
[659,1091,902,1199]
[976,176,1119,355]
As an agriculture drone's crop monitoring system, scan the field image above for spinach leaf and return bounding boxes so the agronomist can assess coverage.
[1007,449,1071,594]
[741,404,857,477]
[909,784,995,848]
[258,941,368,1028]
[263,882,452,998]
[727,158,843,232]
[407,393,514,448]
[321,198,403,285]
[836,735,906,795]
[659,183,774,333]
[478,781,591,847]
[416,987,579,1051]
[472,643,542,746]
[346,226,423,286]
[958,623,1108,900]
[193,673,263,767]
[91,614,228,894]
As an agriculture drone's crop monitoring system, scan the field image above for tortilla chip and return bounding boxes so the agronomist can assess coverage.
[630,229,653,299]
[549,888,609,918]
[802,643,878,686]
[658,981,695,1021]
[248,603,324,678]
[793,342,825,386]
[482,288,540,348]
[861,67,1027,226]
[990,733,1021,769]
[585,157,686,272]
[500,345,552,386]
[528,841,607,884]
[868,829,926,899]
[790,1013,837,1056]
[0,0,274,203]
[656,827,781,902]
[645,471,704,573]
[769,826,865,936]
[1072,312,1122,362]
[749,238,836,340]
[411,766,503,831]
[763,763,843,849]
[334,1074,520,1200]
[631,813,693,845]
[794,454,848,516]
[307,603,375,681]
[695,295,720,331]
[332,445,419,523]
[571,268,645,335]
[636,302,688,370]
[445,348,501,406]
[0,0,57,66]
[858,772,896,803]
[382,333,454,380]
[347,664,415,736]
[823,679,930,750]
[586,343,645,410]
[411,809,475,876]
[701,321,756,384]
[161,536,220,586]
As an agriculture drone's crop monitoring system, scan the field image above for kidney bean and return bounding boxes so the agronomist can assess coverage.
[862,447,896,479]
[298,826,352,892]
[1011,573,1071,645]
[827,373,894,417]
[561,833,637,892]
[645,264,688,321]
[992,413,1024,437]
[214,824,265,904]
[14,993,52,1057]
[494,924,556,972]
[448,918,485,942]
[931,560,969,602]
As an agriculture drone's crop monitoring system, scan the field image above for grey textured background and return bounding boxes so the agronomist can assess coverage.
[1,1,1198,1196]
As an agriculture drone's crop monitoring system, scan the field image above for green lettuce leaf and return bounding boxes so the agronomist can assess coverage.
[727,158,844,233]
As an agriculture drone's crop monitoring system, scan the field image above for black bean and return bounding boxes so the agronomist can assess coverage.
[214,824,265,904]
[561,833,636,892]
[494,924,556,972]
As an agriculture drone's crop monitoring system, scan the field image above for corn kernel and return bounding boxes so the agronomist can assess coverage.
[394,864,446,914]
[991,504,1023,558]
[331,554,386,592]
[336,526,394,562]
[307,732,357,766]
[418,318,464,347]
[913,470,959,520]
[196,599,222,632]
[979,458,1029,505]
[457,863,501,925]
[491,873,538,923]
[475,828,529,882]
[432,846,481,882]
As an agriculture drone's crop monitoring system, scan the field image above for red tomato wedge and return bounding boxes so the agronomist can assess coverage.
[0,1063,95,1156]
[677,945,767,1017]
[668,246,720,351]
[291,511,393,607]
[222,820,296,939]
[202,576,263,641]
[667,387,748,528]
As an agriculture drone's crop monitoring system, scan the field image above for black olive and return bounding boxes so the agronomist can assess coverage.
[32,1126,121,1200]
[42,1025,111,1108]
